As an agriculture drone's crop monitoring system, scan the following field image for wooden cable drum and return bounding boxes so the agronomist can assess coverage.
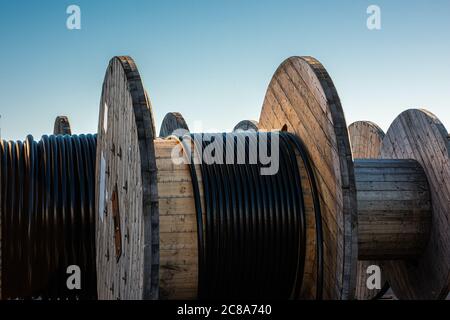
[233,120,259,132]
[1,135,97,299]
[95,58,199,300]
[1,116,97,299]
[348,121,390,300]
[348,121,384,159]
[159,112,189,138]
[378,109,450,299]
[2,55,449,300]
[54,116,72,135]
[259,56,358,299]
[95,55,449,300]
[96,56,327,300]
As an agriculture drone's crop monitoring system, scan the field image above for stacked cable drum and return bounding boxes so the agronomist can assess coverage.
[0,134,97,299]
[165,132,323,299]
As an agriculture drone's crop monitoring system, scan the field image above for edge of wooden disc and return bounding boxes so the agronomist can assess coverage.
[54,116,72,135]
[95,56,159,300]
[233,120,259,132]
[348,121,390,300]
[259,56,358,300]
[380,108,450,299]
[159,112,190,137]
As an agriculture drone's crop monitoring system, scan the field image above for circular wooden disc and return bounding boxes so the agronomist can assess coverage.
[348,121,390,300]
[159,112,189,137]
[53,116,72,135]
[380,109,450,299]
[233,120,259,132]
[95,56,159,300]
[348,121,384,159]
[259,56,358,300]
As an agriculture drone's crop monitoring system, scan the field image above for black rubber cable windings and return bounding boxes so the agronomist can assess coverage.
[0,134,97,300]
[177,131,324,300]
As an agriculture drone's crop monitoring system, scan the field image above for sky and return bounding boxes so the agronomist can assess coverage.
[0,0,449,140]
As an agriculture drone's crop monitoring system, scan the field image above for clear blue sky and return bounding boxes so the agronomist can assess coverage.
[1,0,449,140]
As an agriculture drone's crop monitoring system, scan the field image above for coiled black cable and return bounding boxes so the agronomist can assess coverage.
[0,134,97,299]
[177,131,323,300]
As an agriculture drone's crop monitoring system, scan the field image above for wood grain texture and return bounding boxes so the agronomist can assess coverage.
[95,56,159,300]
[53,116,72,135]
[348,121,388,300]
[233,120,259,132]
[380,109,450,299]
[159,112,190,138]
[155,138,200,299]
[355,159,431,259]
[348,121,384,159]
[259,56,358,300]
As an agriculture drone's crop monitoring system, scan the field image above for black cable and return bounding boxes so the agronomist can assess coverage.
[176,131,324,300]
[0,134,97,300]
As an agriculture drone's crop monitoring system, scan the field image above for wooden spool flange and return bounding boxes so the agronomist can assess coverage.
[54,116,72,135]
[348,121,390,300]
[95,58,200,300]
[379,109,450,300]
[233,120,259,132]
[159,112,189,138]
[259,56,358,299]
[95,56,159,299]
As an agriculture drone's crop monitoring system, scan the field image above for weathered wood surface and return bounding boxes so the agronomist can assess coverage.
[355,159,431,259]
[259,56,357,300]
[233,120,259,132]
[348,121,388,300]
[53,116,72,135]
[155,138,202,299]
[348,121,384,159]
[159,112,189,138]
[380,109,450,299]
[95,56,159,300]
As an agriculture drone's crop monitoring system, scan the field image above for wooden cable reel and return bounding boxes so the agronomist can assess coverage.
[1,55,448,300]
[233,120,259,132]
[0,118,97,299]
[95,56,450,300]
[53,116,72,135]
[380,109,450,299]
[348,114,450,300]
[159,112,190,138]
[348,121,391,300]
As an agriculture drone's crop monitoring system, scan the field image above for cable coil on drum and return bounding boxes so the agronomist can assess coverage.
[176,131,324,299]
[0,134,97,299]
